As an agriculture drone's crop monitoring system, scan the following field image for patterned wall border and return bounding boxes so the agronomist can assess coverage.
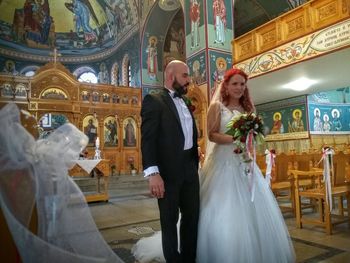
[234,19,350,78]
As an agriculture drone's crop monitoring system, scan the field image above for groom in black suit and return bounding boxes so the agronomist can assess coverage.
[141,60,200,263]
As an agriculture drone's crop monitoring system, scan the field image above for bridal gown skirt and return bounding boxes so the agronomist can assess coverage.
[197,144,295,263]
[133,144,295,263]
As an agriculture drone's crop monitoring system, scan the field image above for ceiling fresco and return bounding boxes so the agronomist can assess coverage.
[234,0,310,37]
[0,0,138,56]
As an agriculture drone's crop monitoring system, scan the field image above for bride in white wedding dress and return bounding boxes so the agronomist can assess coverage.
[133,68,295,263]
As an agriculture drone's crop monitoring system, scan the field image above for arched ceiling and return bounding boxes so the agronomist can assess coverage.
[234,0,310,37]
[0,0,138,57]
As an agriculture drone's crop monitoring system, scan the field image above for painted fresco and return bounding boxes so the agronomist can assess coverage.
[163,10,185,63]
[257,96,309,141]
[184,0,205,57]
[208,50,232,96]
[207,0,233,52]
[141,86,163,98]
[1,59,19,75]
[142,4,179,86]
[308,103,350,134]
[104,115,118,147]
[187,51,206,85]
[41,88,68,100]
[0,0,138,55]
[308,88,350,134]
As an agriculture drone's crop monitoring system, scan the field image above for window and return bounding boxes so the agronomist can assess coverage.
[128,62,131,86]
[78,72,98,83]
[24,71,36,77]
[20,65,39,76]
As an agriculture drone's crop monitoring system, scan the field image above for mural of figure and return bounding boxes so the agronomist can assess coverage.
[323,114,331,132]
[84,118,97,145]
[192,60,205,85]
[271,112,284,134]
[213,57,226,83]
[146,36,158,80]
[212,57,227,94]
[98,62,109,84]
[2,60,19,75]
[331,109,342,131]
[104,119,118,146]
[124,119,136,147]
[24,0,52,45]
[313,108,323,131]
[288,109,304,132]
[65,0,98,43]
[189,0,200,49]
[213,0,226,44]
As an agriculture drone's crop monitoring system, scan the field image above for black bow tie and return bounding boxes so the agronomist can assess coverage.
[173,91,182,99]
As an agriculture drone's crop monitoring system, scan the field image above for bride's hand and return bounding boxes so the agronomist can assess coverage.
[149,173,165,199]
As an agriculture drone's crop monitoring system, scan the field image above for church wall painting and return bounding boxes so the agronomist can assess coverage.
[307,87,350,134]
[141,86,162,98]
[163,10,186,63]
[208,50,232,97]
[104,116,118,147]
[187,51,207,86]
[308,102,350,134]
[141,4,179,86]
[184,0,205,57]
[123,117,136,147]
[83,115,98,146]
[256,96,309,141]
[207,0,234,52]
[0,0,138,56]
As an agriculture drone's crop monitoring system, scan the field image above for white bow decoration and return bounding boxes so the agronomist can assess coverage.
[317,147,335,211]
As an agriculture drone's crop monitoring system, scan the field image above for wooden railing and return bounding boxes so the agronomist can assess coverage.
[233,0,350,63]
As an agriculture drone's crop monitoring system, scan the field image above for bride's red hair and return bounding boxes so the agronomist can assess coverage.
[220,68,255,113]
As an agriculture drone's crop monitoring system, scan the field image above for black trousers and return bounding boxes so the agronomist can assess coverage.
[158,151,200,263]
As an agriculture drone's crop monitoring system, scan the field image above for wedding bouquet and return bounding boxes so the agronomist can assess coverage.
[226,112,265,162]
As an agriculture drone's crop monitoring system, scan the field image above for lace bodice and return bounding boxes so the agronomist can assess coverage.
[219,103,242,133]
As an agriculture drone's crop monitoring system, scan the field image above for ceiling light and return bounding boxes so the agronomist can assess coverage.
[282,77,318,91]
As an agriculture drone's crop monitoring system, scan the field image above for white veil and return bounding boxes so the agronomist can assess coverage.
[0,103,123,263]
[202,83,225,167]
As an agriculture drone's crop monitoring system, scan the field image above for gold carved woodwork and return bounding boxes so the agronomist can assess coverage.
[233,0,350,63]
[0,62,142,175]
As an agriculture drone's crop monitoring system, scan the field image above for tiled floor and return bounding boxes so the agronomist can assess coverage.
[88,183,350,263]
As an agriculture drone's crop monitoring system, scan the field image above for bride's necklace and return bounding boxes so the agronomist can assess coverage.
[226,104,243,112]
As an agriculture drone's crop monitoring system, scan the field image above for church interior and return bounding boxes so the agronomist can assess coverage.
[0,0,350,262]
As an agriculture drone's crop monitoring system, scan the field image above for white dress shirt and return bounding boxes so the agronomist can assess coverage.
[144,89,193,177]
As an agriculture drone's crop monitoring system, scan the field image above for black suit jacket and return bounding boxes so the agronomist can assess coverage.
[141,88,199,182]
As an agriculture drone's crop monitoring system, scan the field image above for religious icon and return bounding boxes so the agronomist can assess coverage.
[98,62,109,84]
[313,108,323,132]
[84,116,98,146]
[212,0,227,45]
[288,109,304,132]
[323,114,331,132]
[146,36,158,80]
[212,57,227,94]
[104,116,118,147]
[331,109,342,131]
[123,118,136,147]
[189,0,200,49]
[271,112,284,134]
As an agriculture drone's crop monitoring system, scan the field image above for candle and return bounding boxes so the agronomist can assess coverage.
[95,137,100,148]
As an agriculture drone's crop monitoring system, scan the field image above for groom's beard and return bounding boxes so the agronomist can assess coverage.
[173,78,189,96]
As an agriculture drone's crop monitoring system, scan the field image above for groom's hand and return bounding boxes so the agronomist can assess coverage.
[149,173,165,199]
